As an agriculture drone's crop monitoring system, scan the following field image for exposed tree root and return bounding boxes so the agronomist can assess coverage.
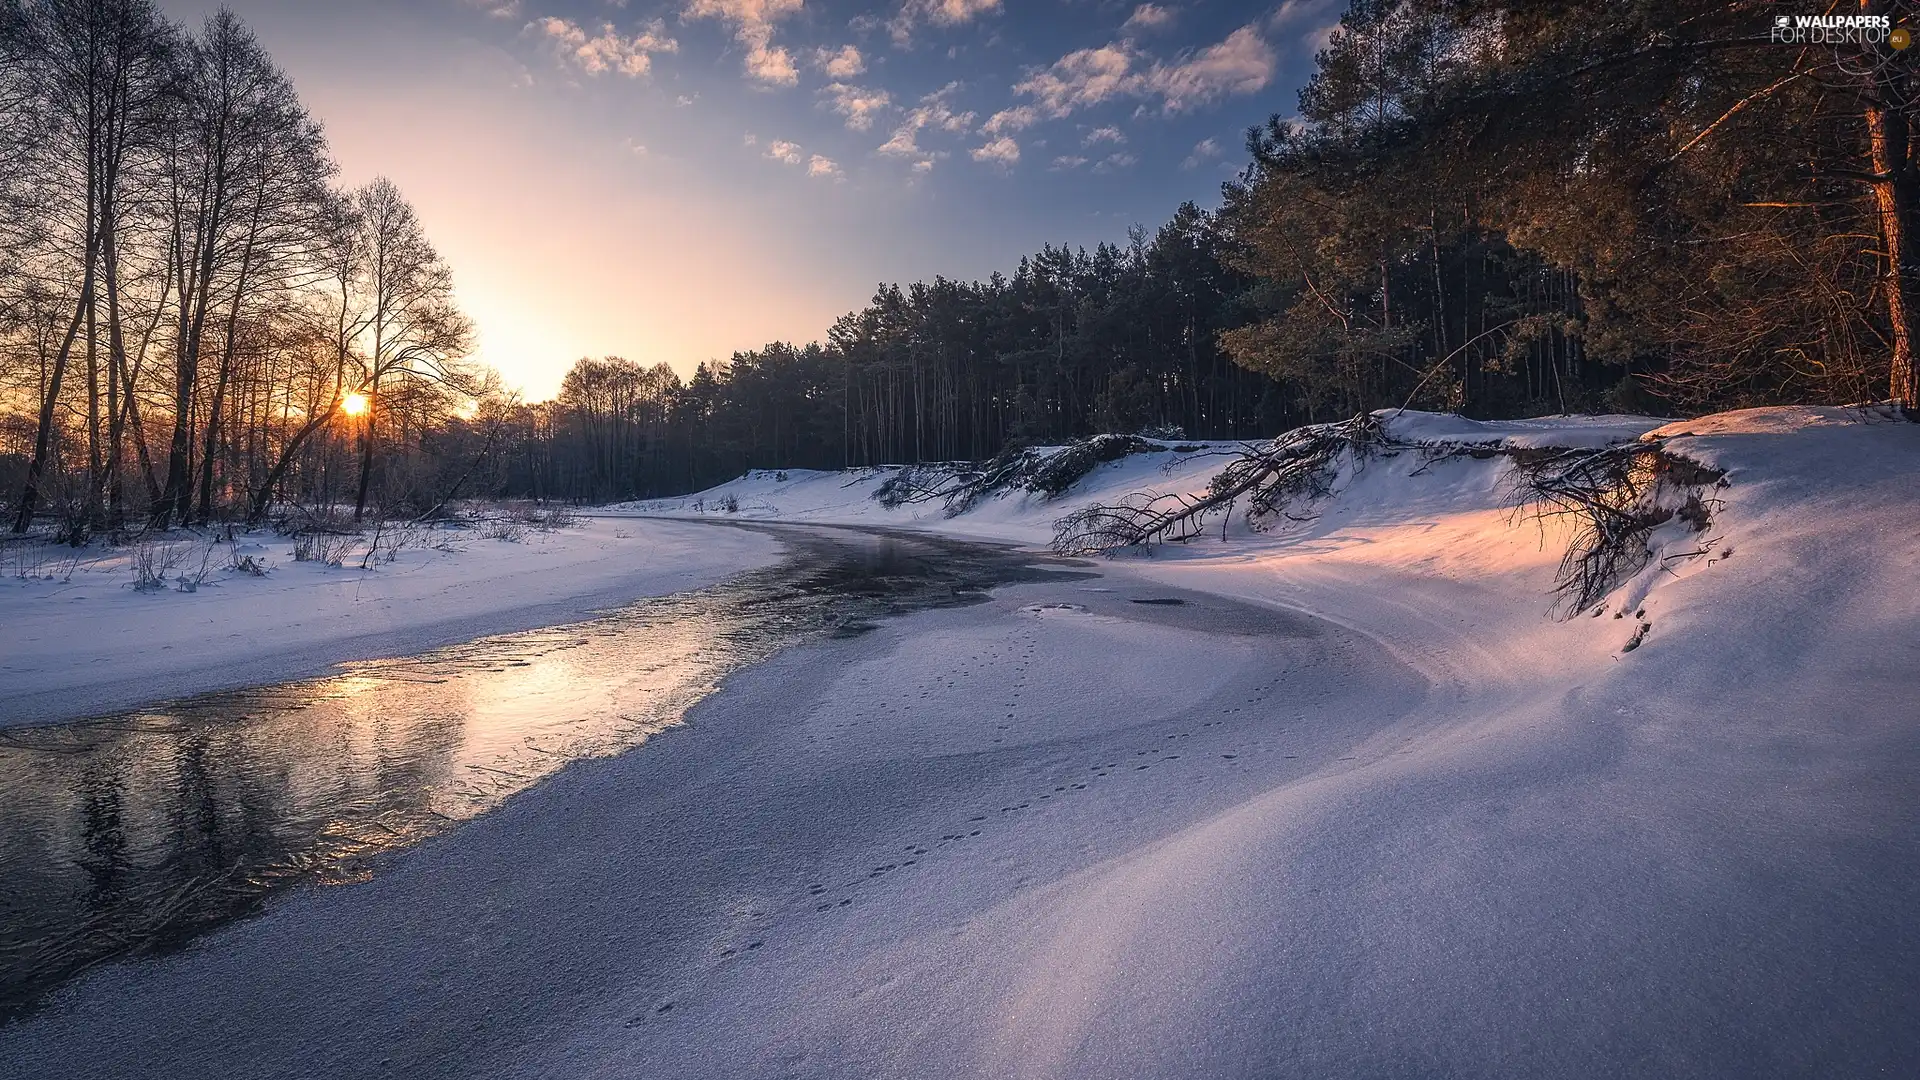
[1502,442,1726,615]
[1049,414,1728,619]
[1051,415,1383,556]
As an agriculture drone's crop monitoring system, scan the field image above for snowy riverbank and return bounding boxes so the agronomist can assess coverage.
[3,406,1916,1077]
[0,517,782,725]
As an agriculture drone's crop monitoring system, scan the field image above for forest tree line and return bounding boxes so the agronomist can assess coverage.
[5,0,1916,525]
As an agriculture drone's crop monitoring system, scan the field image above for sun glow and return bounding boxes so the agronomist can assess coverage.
[340,392,370,417]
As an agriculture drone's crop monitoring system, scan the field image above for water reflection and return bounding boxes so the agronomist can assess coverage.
[0,528,1082,1020]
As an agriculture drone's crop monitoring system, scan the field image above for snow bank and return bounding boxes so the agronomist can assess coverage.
[1386,410,1667,448]
[615,404,1918,704]
[0,517,782,726]
[573,405,1920,1076]
[609,410,1671,547]
[605,441,1245,548]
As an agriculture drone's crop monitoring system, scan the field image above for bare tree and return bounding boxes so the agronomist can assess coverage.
[2,3,484,535]
[8,0,170,533]
[154,10,330,527]
[348,177,472,521]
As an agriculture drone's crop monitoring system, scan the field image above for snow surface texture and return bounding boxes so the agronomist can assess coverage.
[0,517,782,725]
[3,407,1916,1077]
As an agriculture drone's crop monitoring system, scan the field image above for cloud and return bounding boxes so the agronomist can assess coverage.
[821,82,892,131]
[982,104,1038,134]
[682,0,804,86]
[816,43,865,78]
[1013,43,1137,117]
[917,0,1001,25]
[464,0,523,17]
[906,82,975,133]
[1180,135,1222,169]
[878,126,947,171]
[1007,24,1273,121]
[1141,25,1274,111]
[1092,151,1137,172]
[528,17,677,77]
[971,136,1019,166]
[1269,0,1343,51]
[877,83,975,171]
[1122,4,1175,33]
[1269,0,1338,31]
[879,127,928,158]
[682,0,803,28]
[1050,154,1088,170]
[756,139,841,179]
[1083,125,1125,146]
[889,0,1002,46]
[745,43,798,84]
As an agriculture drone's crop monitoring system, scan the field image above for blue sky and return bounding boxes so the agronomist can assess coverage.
[157,0,1343,398]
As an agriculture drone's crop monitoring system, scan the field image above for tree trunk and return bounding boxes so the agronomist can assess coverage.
[13,275,94,533]
[353,379,376,522]
[247,400,338,523]
[104,193,126,523]
[1866,0,1919,411]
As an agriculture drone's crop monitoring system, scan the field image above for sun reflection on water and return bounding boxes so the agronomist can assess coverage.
[0,531,1081,1020]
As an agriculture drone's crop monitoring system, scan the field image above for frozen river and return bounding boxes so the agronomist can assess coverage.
[0,526,1085,1020]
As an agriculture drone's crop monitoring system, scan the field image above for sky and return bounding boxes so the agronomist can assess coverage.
[155,0,1344,400]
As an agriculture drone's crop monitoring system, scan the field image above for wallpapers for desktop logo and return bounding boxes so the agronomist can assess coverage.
[1770,13,1910,49]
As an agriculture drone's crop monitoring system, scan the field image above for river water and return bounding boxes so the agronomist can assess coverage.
[0,526,1085,1020]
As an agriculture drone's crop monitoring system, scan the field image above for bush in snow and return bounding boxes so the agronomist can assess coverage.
[292,531,357,567]
[490,500,580,532]
[229,549,272,576]
[129,539,181,591]
[1050,410,1731,619]
[128,536,218,591]
[479,517,529,543]
[874,463,971,509]
[4,538,82,582]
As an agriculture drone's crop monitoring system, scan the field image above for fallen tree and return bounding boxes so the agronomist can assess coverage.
[873,433,1192,518]
[1503,443,1726,614]
[1051,415,1384,556]
[1051,412,1729,618]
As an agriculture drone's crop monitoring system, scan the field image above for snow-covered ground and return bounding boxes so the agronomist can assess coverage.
[601,411,1673,546]
[582,405,1920,1073]
[0,516,782,725]
[3,406,1916,1076]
